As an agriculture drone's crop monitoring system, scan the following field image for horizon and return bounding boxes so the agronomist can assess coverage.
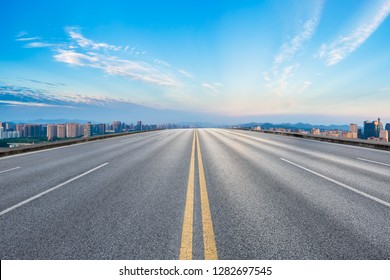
[1,117,388,129]
[1,0,390,124]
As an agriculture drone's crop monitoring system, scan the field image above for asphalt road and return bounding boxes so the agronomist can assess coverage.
[0,129,389,259]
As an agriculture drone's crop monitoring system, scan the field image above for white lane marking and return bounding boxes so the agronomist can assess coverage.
[0,163,109,217]
[0,167,21,174]
[280,158,390,208]
[226,129,390,154]
[0,142,88,161]
[0,131,160,160]
[223,130,390,174]
[357,158,390,167]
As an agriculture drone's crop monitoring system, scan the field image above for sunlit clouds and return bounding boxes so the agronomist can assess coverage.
[318,0,390,66]
[2,0,390,122]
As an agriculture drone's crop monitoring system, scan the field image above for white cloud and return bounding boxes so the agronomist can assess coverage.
[0,100,75,108]
[0,83,132,107]
[298,80,312,93]
[15,37,41,41]
[54,50,179,86]
[274,0,323,65]
[52,27,190,87]
[54,50,99,66]
[153,59,171,67]
[16,26,197,94]
[60,93,128,105]
[202,82,223,93]
[266,1,323,95]
[16,31,28,38]
[272,64,300,95]
[178,69,193,78]
[320,1,390,66]
[24,42,55,48]
[65,27,122,51]
[263,72,270,81]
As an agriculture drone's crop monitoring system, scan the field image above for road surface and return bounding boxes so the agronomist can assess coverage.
[0,129,389,259]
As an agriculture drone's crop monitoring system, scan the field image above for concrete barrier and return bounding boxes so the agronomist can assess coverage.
[0,130,154,158]
[236,128,390,152]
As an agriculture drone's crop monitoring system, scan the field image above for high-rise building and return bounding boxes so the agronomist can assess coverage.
[47,125,57,140]
[6,123,16,130]
[76,124,83,137]
[0,127,3,139]
[379,130,389,142]
[112,121,122,133]
[57,124,66,138]
[349,124,358,139]
[349,124,358,132]
[386,123,390,135]
[136,121,142,131]
[66,123,78,138]
[83,122,92,138]
[24,124,42,138]
[378,118,384,131]
[97,123,105,134]
[364,118,382,139]
[310,128,320,135]
[92,123,105,135]
[16,124,24,137]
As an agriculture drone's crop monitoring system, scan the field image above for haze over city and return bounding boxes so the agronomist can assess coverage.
[1,0,390,124]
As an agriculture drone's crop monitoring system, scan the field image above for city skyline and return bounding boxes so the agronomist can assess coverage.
[1,0,390,124]
[1,117,389,143]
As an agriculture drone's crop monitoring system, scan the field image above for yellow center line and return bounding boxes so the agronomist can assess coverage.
[196,130,218,260]
[179,130,196,260]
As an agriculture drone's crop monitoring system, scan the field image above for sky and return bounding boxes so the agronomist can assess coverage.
[1,0,390,124]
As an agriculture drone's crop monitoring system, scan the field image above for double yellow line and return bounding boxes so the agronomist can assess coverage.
[179,130,218,260]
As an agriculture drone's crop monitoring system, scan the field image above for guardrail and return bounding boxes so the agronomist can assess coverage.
[236,128,390,151]
[0,130,154,158]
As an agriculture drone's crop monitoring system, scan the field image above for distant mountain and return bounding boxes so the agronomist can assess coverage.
[237,122,350,131]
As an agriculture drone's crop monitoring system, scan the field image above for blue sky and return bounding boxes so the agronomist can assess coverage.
[1,0,389,124]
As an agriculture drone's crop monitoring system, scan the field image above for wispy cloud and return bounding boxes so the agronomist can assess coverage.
[23,79,65,87]
[202,82,223,93]
[262,72,270,82]
[153,58,171,67]
[274,0,324,66]
[15,31,53,47]
[0,100,75,108]
[54,27,183,87]
[265,1,323,95]
[54,50,178,86]
[0,83,131,107]
[319,1,390,66]
[24,42,55,48]
[268,64,300,95]
[65,26,122,51]
[15,37,41,42]
[298,80,312,93]
[178,69,193,79]
[15,27,188,88]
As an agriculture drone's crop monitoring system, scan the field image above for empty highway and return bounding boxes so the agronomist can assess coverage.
[0,129,389,259]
